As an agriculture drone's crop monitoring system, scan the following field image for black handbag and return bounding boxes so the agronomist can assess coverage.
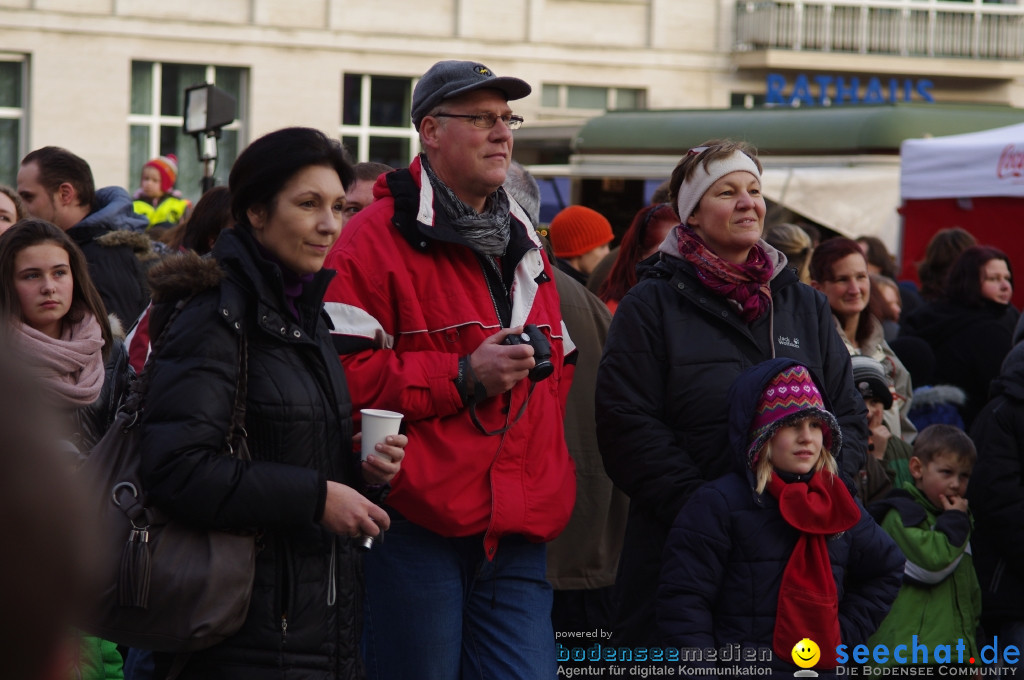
[78,296,256,653]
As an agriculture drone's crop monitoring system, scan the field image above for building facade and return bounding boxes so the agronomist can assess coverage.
[1,0,1023,203]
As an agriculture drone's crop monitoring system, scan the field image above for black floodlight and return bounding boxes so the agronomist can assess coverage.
[183,83,236,135]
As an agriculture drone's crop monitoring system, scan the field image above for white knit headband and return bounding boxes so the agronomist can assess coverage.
[675,150,762,223]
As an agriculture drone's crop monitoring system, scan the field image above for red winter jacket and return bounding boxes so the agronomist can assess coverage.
[323,157,576,559]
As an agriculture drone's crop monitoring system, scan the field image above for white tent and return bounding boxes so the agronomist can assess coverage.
[901,122,1024,200]
[899,120,1024,309]
[760,163,902,253]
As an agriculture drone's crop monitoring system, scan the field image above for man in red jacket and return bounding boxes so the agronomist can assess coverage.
[323,60,576,679]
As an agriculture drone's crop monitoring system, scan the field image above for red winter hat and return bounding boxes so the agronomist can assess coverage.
[144,154,178,193]
[548,205,614,258]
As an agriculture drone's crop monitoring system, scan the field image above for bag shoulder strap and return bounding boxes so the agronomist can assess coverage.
[130,295,196,409]
[226,333,249,461]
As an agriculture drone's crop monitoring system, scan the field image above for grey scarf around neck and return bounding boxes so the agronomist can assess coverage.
[422,155,511,257]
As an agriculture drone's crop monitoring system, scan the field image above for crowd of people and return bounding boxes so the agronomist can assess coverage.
[2,58,1022,680]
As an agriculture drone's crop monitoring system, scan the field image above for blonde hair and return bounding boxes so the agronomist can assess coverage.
[764,222,812,284]
[753,418,839,494]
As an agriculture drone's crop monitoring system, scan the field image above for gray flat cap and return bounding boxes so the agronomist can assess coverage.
[411,60,531,130]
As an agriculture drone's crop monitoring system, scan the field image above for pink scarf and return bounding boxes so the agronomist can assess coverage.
[10,312,105,407]
[675,225,774,323]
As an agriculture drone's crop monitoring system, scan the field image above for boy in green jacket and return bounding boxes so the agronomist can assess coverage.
[868,424,981,668]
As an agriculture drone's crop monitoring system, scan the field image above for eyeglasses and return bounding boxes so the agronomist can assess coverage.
[433,112,524,130]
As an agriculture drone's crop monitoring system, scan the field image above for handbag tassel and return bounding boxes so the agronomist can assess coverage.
[118,527,152,609]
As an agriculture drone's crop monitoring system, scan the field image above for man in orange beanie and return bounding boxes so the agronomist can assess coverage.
[548,204,614,285]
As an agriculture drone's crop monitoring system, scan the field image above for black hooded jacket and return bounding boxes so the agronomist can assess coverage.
[139,226,366,679]
[968,341,1024,628]
[657,358,903,676]
[70,186,154,327]
[899,298,1018,429]
[596,247,869,647]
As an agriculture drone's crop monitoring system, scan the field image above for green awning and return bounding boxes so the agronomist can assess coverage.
[572,102,1024,157]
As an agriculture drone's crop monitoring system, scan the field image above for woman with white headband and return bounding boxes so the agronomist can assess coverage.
[595,139,870,649]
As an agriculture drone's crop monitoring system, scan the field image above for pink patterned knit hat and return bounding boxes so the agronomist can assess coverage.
[747,364,839,468]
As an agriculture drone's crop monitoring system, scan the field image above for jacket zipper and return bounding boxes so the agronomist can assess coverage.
[476,254,510,327]
[277,538,291,649]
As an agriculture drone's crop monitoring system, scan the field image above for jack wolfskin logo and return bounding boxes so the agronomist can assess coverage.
[475,65,491,76]
[777,336,801,349]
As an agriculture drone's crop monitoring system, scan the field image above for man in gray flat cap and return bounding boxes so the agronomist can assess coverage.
[324,60,575,678]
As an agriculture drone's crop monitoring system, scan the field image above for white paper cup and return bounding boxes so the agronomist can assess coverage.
[360,409,404,461]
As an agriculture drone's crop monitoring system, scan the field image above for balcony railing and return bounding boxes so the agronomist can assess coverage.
[735,0,1024,60]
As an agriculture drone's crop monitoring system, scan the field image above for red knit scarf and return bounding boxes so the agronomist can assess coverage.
[767,471,860,668]
[675,225,774,323]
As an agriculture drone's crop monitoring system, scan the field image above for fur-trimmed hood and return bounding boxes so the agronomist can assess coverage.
[95,229,160,264]
[146,250,225,304]
[910,384,967,409]
[108,313,126,342]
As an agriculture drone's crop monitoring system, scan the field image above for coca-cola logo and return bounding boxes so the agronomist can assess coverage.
[997,144,1024,179]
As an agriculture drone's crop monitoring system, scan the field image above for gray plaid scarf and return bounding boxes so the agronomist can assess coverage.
[422,155,511,257]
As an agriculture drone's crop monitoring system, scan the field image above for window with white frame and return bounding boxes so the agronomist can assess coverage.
[340,74,419,168]
[0,55,26,187]
[540,84,646,114]
[129,62,247,203]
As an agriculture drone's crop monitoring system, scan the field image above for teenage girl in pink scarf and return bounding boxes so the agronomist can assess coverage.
[0,218,126,679]
[0,219,112,418]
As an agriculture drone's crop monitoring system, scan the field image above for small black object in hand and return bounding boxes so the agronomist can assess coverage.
[503,324,554,382]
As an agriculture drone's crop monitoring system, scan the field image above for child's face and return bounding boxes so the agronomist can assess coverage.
[769,416,823,476]
[910,451,971,509]
[140,166,163,199]
[864,398,885,428]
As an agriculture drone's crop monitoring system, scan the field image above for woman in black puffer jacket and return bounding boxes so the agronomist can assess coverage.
[596,140,869,648]
[139,128,406,679]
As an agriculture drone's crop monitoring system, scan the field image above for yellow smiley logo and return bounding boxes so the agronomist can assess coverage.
[792,638,821,669]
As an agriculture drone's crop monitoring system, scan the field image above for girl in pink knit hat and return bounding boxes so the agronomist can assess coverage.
[657,358,904,677]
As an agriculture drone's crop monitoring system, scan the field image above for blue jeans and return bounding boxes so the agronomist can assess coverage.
[123,648,155,680]
[361,517,556,680]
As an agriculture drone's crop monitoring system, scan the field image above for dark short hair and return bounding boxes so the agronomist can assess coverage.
[21,147,96,210]
[0,218,112,357]
[917,227,976,302]
[912,423,977,468]
[352,162,394,186]
[945,245,1013,308]
[229,127,354,230]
